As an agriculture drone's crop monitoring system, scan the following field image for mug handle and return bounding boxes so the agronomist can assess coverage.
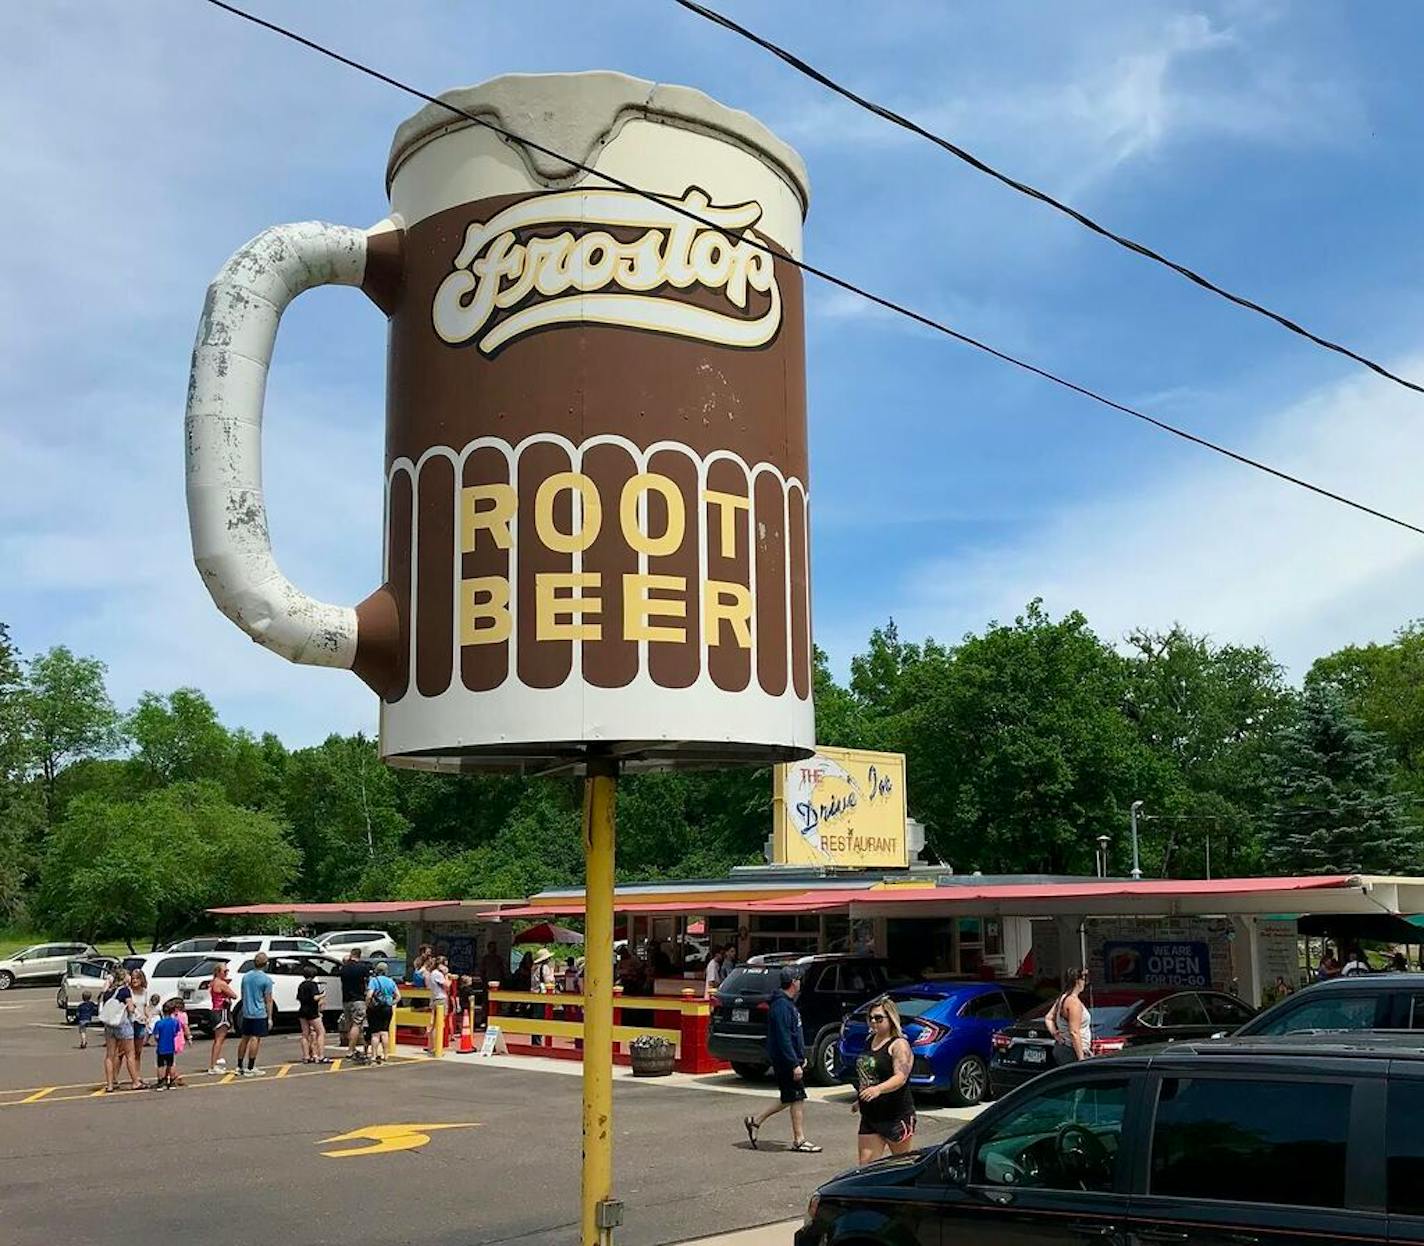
[185,219,403,681]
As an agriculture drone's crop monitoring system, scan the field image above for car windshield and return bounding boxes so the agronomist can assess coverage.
[1088,1005,1141,1033]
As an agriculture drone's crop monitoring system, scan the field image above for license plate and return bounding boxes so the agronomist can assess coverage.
[1022,1046,1047,1065]
[732,1008,749,1024]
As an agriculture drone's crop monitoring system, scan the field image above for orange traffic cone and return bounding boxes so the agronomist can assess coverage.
[458,1009,475,1054]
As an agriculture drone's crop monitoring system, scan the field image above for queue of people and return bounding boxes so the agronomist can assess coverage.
[90,966,193,1092]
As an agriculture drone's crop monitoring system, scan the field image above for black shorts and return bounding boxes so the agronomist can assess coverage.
[241,1017,269,1039]
[156,1053,175,1069]
[858,1112,916,1143]
[367,1004,393,1033]
[773,1062,807,1105]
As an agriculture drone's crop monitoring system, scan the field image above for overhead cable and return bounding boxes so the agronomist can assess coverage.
[672,0,1424,398]
[202,0,1424,538]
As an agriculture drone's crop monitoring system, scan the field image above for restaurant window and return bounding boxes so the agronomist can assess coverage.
[1150,1077,1351,1208]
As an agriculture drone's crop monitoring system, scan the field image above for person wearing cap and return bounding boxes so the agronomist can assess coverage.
[743,968,820,1153]
[530,949,556,1046]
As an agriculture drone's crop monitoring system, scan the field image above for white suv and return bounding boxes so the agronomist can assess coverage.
[177,952,344,1032]
[0,942,98,990]
[316,930,397,959]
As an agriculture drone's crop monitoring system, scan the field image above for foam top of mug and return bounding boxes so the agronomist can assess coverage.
[385,70,810,213]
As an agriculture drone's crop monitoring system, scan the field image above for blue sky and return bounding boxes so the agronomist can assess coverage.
[4,0,1424,746]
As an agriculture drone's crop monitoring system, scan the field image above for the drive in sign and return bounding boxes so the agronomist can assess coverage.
[1103,940,1210,988]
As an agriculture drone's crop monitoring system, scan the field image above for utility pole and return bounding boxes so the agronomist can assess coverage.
[1129,801,1144,880]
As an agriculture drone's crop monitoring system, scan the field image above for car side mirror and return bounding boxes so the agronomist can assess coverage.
[937,1141,968,1185]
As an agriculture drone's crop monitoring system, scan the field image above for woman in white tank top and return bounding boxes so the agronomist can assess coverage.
[1048,968,1092,1061]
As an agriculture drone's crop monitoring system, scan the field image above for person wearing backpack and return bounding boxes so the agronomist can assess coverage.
[365,961,401,1065]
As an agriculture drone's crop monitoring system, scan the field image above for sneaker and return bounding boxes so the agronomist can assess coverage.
[214,1058,227,1070]
[247,1067,266,1077]
[234,1067,246,1078]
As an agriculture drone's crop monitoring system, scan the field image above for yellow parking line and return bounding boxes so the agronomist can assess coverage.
[89,1086,109,1098]
[329,1058,342,1072]
[21,1087,56,1104]
[220,1073,237,1084]
[276,1064,292,1078]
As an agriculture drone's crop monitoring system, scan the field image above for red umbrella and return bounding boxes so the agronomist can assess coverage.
[514,922,585,945]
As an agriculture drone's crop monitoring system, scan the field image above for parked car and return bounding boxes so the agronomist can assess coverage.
[838,982,1041,1106]
[989,986,1255,1097]
[315,929,397,959]
[177,952,344,1033]
[799,1032,1424,1245]
[0,942,99,990]
[55,957,121,1021]
[211,935,324,956]
[1236,972,1424,1035]
[161,936,229,954]
[710,955,907,1085]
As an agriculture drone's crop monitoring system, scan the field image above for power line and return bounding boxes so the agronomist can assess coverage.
[672,0,1424,399]
[202,0,1424,539]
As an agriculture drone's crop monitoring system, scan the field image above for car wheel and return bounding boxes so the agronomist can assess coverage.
[0,971,13,990]
[809,1028,840,1087]
[56,987,66,1010]
[729,1061,769,1081]
[949,1054,988,1107]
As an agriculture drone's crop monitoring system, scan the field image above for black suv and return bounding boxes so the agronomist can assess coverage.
[799,1034,1424,1245]
[1238,972,1424,1035]
[709,955,902,1085]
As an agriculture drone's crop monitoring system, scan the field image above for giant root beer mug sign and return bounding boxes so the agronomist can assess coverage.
[185,72,815,770]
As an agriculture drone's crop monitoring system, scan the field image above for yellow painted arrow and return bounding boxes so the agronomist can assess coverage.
[319,1122,479,1158]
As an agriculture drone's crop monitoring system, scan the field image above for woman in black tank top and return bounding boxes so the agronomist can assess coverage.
[854,996,917,1164]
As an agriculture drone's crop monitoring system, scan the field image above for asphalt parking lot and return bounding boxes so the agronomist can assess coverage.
[0,988,969,1244]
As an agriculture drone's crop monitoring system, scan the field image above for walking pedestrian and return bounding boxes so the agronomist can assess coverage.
[99,969,143,1092]
[75,991,98,1049]
[743,968,820,1153]
[339,947,371,1063]
[235,951,275,1077]
[296,963,328,1064]
[425,955,450,1051]
[853,997,917,1164]
[151,1001,184,1090]
[366,960,401,1064]
[1046,968,1092,1064]
[207,961,238,1074]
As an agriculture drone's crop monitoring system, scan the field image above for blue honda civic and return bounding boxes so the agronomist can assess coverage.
[836,981,1040,1106]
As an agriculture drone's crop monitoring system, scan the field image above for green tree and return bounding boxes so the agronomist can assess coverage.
[0,624,41,920]
[1265,686,1423,875]
[18,646,123,827]
[1308,621,1424,801]
[282,734,408,898]
[1123,626,1295,876]
[35,782,298,949]
[127,688,233,786]
[879,602,1170,873]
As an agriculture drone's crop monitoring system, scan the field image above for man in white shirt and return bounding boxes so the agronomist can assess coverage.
[704,946,726,992]
[1341,949,1372,976]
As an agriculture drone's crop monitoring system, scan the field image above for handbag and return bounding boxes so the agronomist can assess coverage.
[98,993,127,1027]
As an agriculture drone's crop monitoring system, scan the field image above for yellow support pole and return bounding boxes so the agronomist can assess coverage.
[582,757,619,1246]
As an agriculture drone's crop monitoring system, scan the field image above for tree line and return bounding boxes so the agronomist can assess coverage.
[2,601,1421,948]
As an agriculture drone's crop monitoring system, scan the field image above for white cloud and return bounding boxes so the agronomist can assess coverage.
[890,356,1424,676]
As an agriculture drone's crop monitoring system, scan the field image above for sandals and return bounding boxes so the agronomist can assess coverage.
[743,1116,760,1150]
[791,1140,823,1153]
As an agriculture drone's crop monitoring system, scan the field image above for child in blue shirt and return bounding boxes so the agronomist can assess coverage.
[151,1000,184,1090]
[75,992,99,1049]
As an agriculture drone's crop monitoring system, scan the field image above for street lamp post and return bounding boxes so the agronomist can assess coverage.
[1129,801,1144,881]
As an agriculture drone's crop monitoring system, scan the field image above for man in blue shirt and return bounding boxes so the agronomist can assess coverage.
[742,968,820,1152]
[236,952,275,1077]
